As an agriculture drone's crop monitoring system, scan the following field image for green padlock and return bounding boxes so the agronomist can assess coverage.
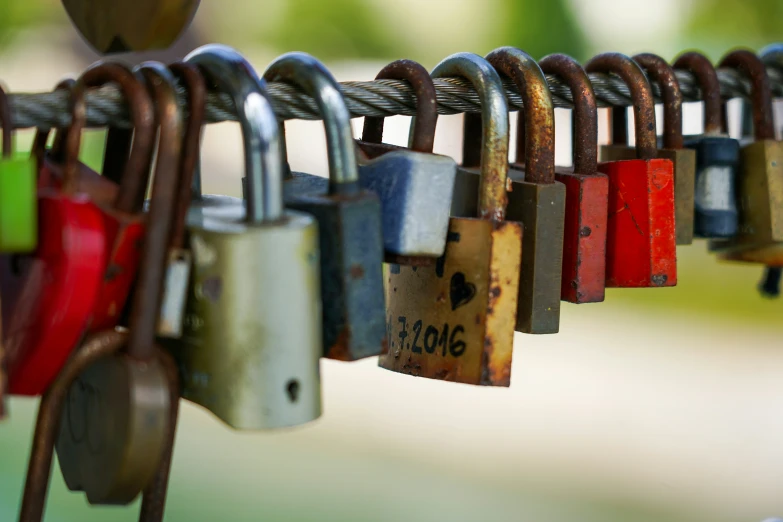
[0,85,36,252]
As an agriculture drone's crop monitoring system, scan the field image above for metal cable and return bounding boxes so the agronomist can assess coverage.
[8,66,783,129]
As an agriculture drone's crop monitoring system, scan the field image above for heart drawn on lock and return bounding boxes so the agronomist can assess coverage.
[450,272,476,311]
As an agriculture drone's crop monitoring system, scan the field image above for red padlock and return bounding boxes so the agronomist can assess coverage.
[1,86,107,396]
[540,53,609,303]
[586,53,677,288]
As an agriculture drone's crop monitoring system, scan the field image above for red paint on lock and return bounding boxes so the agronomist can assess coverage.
[598,158,677,287]
[2,185,106,396]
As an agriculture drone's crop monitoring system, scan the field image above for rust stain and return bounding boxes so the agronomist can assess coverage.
[326,329,352,361]
[349,264,365,280]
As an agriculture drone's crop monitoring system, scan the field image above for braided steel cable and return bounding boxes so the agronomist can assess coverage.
[7,65,783,129]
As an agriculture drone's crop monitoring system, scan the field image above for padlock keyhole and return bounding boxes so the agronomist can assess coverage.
[286,379,300,403]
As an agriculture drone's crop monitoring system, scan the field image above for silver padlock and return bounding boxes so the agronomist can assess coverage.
[171,44,323,430]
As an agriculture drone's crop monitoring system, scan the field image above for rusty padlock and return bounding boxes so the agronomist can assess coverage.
[379,52,522,386]
[710,50,783,260]
[674,51,740,239]
[271,52,386,361]
[461,47,565,333]
[55,62,182,506]
[587,53,677,288]
[539,53,609,304]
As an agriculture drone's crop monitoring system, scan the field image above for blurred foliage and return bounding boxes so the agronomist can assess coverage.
[685,0,783,56]
[0,1,56,49]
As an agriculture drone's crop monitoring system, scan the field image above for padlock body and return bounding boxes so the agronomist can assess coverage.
[684,135,740,238]
[709,139,783,253]
[56,351,169,505]
[357,145,457,257]
[597,152,677,288]
[285,183,387,360]
[600,144,695,245]
[2,191,105,395]
[0,156,37,252]
[170,207,322,429]
[716,241,783,266]
[380,216,522,386]
[555,167,609,303]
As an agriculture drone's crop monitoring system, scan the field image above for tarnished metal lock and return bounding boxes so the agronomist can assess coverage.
[0,85,36,253]
[379,52,522,386]
[587,53,677,288]
[171,45,322,429]
[156,62,205,338]
[1,86,107,396]
[710,50,783,257]
[540,53,609,304]
[272,52,386,361]
[356,59,457,260]
[55,63,181,506]
[18,330,180,522]
[61,0,200,54]
[674,51,740,239]
[462,47,565,333]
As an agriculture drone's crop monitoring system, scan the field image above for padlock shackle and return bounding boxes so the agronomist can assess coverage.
[362,59,438,153]
[32,79,76,168]
[0,84,13,158]
[187,44,284,223]
[169,62,207,250]
[672,51,722,136]
[632,53,683,150]
[432,52,510,221]
[486,47,555,184]
[61,81,88,196]
[124,63,185,362]
[585,53,657,160]
[719,49,775,141]
[264,52,359,193]
[18,330,126,522]
[539,53,597,175]
[79,62,156,213]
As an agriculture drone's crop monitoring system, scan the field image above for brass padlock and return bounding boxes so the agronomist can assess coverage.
[55,62,182,506]
[710,49,783,258]
[379,52,523,386]
[173,45,322,429]
[461,47,565,334]
[18,330,180,522]
[61,0,200,54]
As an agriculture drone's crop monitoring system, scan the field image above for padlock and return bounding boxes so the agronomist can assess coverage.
[586,52,677,288]
[269,52,386,361]
[673,51,740,238]
[0,84,36,252]
[355,59,456,259]
[379,52,522,386]
[709,50,783,257]
[170,44,322,429]
[17,330,179,522]
[156,62,205,338]
[1,85,107,396]
[539,53,609,304]
[55,62,182,505]
[61,0,200,53]
[461,47,565,333]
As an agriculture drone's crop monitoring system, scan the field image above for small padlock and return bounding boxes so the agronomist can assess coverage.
[0,84,36,252]
[55,62,182,506]
[171,44,322,429]
[461,47,565,333]
[271,52,386,361]
[587,52,677,288]
[1,84,107,396]
[156,62,205,338]
[709,50,783,257]
[379,52,522,386]
[17,329,179,522]
[540,53,609,304]
[674,51,740,239]
[356,59,457,259]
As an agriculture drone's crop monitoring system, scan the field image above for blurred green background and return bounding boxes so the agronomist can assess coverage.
[1,0,783,521]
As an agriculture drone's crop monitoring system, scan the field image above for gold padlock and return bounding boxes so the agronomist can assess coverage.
[379,52,522,387]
